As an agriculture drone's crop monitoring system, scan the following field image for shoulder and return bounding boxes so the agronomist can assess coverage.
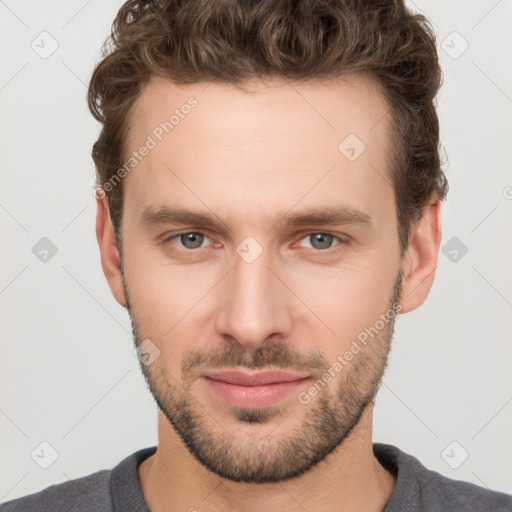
[418,467,512,510]
[0,447,155,512]
[0,469,112,512]
[374,443,512,511]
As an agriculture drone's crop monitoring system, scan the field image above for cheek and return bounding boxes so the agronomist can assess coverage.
[292,258,398,349]
[123,244,220,346]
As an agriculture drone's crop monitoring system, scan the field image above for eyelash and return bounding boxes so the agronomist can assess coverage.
[161,231,347,254]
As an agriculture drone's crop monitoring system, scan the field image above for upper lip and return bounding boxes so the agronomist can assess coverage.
[201,369,310,386]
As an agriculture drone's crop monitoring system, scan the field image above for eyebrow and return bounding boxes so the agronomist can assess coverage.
[141,205,372,232]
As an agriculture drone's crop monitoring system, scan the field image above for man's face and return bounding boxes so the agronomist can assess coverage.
[117,75,404,482]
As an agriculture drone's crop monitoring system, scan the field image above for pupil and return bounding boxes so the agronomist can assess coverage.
[182,233,203,249]
[312,233,332,250]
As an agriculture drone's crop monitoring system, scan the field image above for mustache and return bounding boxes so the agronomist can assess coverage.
[182,341,328,376]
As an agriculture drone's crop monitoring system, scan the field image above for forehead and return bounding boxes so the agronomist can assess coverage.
[127,74,388,146]
[122,75,394,228]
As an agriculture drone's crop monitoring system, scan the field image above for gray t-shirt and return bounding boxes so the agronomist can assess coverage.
[2,443,511,511]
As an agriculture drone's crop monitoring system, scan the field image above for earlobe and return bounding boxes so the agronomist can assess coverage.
[95,196,127,308]
[399,200,443,314]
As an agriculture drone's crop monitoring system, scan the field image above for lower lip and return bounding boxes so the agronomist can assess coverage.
[202,376,311,409]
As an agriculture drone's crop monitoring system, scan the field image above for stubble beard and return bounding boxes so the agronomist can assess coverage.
[123,271,403,483]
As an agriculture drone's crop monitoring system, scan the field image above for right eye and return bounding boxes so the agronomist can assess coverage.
[163,231,212,250]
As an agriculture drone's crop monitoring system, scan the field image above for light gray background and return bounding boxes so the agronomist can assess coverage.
[1,0,511,502]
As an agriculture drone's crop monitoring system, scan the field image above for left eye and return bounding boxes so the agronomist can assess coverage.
[297,233,342,251]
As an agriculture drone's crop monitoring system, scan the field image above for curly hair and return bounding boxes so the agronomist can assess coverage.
[88,0,448,254]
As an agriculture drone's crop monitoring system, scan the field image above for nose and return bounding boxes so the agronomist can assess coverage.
[214,248,294,350]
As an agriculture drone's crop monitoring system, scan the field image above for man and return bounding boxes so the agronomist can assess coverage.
[2,0,511,511]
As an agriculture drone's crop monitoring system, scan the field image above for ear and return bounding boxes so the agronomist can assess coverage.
[96,196,127,308]
[399,199,442,314]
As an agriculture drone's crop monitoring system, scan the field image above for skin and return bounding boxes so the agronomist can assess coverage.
[96,75,442,511]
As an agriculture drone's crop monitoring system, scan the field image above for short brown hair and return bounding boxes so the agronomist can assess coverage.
[88,0,448,254]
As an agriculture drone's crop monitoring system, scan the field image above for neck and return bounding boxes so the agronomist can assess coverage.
[138,405,396,512]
